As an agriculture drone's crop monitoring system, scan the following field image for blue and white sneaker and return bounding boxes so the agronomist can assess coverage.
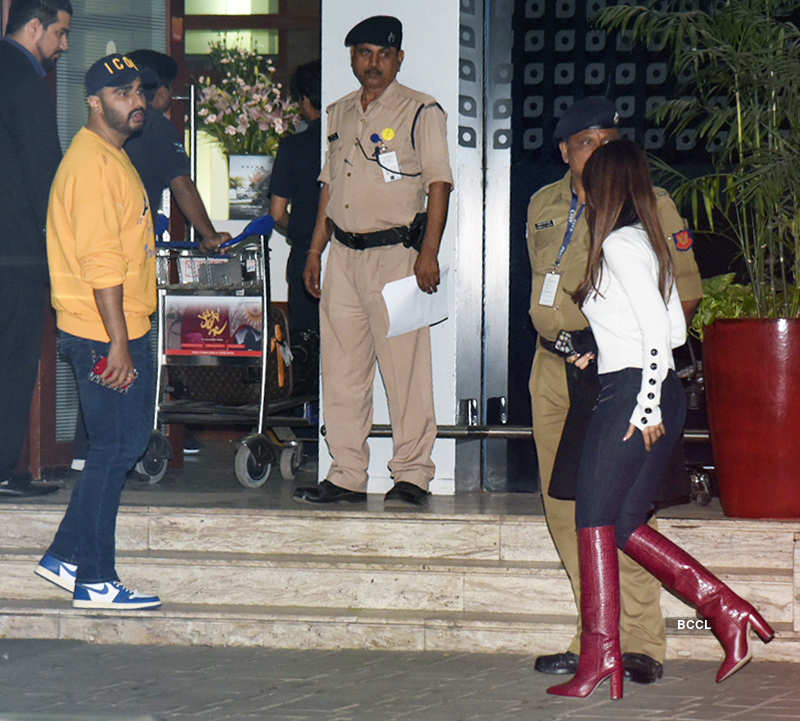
[35,552,77,592]
[73,580,161,610]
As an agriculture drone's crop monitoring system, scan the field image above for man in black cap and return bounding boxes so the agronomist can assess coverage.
[526,97,702,683]
[0,0,72,498]
[35,53,161,610]
[295,15,453,506]
[68,49,229,470]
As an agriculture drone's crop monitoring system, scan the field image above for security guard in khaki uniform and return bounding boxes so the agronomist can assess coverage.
[294,15,453,507]
[528,97,702,683]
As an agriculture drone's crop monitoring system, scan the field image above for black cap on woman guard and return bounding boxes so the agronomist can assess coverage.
[345,16,402,49]
[553,97,619,142]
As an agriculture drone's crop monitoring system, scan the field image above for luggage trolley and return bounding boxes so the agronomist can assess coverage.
[136,219,317,487]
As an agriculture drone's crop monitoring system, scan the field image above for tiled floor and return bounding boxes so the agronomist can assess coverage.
[30,434,726,521]
[0,641,797,721]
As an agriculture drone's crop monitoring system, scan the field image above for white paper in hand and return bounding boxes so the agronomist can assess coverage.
[382,267,449,338]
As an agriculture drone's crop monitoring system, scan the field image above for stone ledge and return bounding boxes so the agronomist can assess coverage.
[0,601,795,662]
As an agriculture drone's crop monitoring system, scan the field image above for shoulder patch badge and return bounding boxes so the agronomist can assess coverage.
[535,220,555,230]
[672,229,694,251]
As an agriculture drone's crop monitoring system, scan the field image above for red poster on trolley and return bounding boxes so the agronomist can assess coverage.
[164,296,263,357]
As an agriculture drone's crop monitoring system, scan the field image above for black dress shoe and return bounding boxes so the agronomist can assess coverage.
[293,480,366,504]
[534,651,578,675]
[0,474,60,498]
[623,653,663,684]
[384,481,430,507]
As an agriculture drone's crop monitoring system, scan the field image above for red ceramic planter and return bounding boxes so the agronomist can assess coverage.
[703,318,800,518]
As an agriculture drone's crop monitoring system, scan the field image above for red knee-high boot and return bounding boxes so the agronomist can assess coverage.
[624,524,774,682]
[548,526,623,699]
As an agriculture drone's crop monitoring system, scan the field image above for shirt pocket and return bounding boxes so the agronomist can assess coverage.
[530,218,568,271]
[393,139,421,179]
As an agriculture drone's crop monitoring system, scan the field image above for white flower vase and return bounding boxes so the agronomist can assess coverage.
[228,154,274,220]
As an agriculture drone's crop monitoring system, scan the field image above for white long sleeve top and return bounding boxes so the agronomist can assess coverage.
[582,224,686,429]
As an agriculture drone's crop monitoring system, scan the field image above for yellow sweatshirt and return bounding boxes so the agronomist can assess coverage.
[47,127,156,342]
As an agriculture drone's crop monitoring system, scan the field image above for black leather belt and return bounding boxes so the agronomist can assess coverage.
[333,213,427,251]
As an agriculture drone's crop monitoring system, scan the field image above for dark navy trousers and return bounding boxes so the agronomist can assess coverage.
[48,330,154,583]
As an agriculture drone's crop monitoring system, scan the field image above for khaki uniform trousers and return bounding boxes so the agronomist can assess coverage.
[320,239,436,492]
[530,346,666,661]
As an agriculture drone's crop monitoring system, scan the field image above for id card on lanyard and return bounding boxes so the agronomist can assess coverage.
[538,192,584,307]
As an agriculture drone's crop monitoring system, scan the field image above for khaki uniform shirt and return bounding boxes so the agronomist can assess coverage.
[319,80,453,233]
[527,171,703,343]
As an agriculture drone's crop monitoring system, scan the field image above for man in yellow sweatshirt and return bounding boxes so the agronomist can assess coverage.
[34,53,161,610]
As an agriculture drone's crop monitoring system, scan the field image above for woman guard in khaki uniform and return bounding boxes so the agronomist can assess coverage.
[527,97,703,683]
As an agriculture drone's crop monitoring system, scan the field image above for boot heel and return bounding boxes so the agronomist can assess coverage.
[749,612,775,643]
[609,669,623,700]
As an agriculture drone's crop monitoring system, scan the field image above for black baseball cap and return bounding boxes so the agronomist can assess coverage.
[345,15,402,49]
[554,97,619,142]
[85,53,141,96]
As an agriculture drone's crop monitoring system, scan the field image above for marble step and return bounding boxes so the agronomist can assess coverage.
[1,505,795,571]
[0,599,796,663]
[3,550,793,625]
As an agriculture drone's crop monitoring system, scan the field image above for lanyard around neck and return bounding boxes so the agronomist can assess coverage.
[553,192,585,271]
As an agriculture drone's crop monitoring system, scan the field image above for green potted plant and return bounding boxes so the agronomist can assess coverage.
[596,0,800,518]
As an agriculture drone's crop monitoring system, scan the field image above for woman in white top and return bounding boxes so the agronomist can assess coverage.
[548,139,773,700]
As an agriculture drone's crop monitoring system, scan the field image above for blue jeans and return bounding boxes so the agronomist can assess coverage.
[48,330,154,583]
[575,368,686,548]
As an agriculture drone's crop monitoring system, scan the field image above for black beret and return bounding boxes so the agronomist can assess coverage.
[128,49,178,89]
[345,15,402,49]
[554,97,619,142]
[85,53,141,96]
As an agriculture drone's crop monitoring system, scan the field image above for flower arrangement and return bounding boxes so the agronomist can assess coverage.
[195,41,301,156]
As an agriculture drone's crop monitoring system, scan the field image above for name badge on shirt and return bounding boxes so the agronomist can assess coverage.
[539,272,561,307]
[379,151,402,183]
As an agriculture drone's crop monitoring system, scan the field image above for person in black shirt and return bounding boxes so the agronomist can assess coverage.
[126,49,230,252]
[270,60,322,339]
[269,60,322,396]
[0,0,72,498]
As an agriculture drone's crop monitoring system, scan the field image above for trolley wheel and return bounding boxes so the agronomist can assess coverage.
[235,438,273,488]
[135,431,172,485]
[279,442,304,481]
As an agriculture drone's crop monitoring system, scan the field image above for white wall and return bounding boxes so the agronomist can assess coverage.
[319,0,460,494]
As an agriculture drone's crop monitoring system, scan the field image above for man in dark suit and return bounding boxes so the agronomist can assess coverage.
[0,0,73,497]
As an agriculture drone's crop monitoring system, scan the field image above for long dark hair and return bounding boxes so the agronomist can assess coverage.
[572,138,674,306]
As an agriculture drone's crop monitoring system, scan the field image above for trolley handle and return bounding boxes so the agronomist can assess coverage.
[154,213,275,251]
[220,214,275,250]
